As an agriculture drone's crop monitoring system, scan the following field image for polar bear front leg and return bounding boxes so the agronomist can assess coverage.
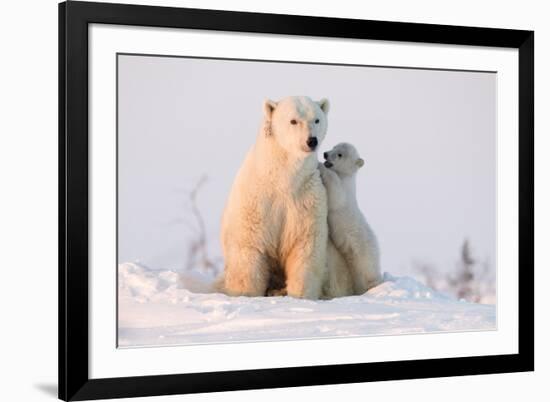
[285,228,327,300]
[350,230,383,294]
[223,247,270,297]
[319,164,347,210]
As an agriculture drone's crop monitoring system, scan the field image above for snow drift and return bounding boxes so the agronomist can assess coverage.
[118,262,496,347]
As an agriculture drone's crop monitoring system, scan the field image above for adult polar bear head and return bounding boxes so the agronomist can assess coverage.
[263,96,330,157]
[220,96,331,299]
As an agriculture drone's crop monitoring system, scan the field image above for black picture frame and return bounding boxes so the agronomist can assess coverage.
[59,1,534,400]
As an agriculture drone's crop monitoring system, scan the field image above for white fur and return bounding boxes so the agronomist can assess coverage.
[220,96,330,299]
[320,143,382,294]
[321,240,354,298]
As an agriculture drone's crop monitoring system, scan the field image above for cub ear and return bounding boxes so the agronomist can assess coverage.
[318,98,330,114]
[356,158,365,168]
[263,99,278,120]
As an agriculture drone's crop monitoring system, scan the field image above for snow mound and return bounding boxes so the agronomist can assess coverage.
[118,262,496,347]
[119,262,215,302]
[368,272,452,300]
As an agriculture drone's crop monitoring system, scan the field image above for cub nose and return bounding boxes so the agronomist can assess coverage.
[307,137,318,150]
[323,152,328,159]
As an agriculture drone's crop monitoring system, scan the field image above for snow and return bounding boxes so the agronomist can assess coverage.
[118,262,496,347]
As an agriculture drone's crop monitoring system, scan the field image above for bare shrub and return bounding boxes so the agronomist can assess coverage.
[415,239,495,304]
[183,176,222,275]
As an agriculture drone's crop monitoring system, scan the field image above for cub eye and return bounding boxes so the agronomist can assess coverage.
[314,119,320,124]
[290,119,297,125]
[338,154,342,158]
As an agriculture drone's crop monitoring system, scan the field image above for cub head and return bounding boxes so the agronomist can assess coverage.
[263,96,330,156]
[323,142,365,176]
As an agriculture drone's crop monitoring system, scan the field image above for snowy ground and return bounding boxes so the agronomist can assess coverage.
[118,262,496,347]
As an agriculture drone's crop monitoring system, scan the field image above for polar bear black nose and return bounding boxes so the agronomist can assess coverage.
[307,137,318,150]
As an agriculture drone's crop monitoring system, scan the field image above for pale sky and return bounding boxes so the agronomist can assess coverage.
[117,54,496,277]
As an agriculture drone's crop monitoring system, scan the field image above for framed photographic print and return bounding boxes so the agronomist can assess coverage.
[59,1,534,400]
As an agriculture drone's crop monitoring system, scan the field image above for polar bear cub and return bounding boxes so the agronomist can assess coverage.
[319,143,382,294]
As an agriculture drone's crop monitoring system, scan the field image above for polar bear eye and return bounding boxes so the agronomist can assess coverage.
[290,119,297,125]
[315,119,320,124]
[338,154,342,158]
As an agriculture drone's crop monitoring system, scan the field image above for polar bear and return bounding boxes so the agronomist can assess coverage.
[319,143,382,294]
[220,96,330,299]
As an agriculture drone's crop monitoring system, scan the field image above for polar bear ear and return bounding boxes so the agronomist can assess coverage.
[263,99,278,120]
[318,98,330,114]
[356,158,365,168]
